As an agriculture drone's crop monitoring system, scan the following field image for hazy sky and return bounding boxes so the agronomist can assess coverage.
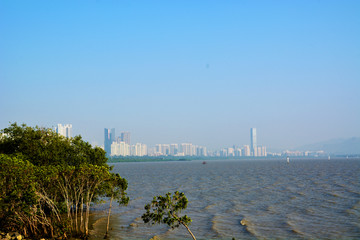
[1,0,359,151]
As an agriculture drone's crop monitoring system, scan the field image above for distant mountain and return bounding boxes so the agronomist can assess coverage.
[297,137,360,154]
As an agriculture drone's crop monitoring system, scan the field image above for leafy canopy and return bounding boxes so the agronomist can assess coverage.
[0,122,107,167]
[142,191,192,228]
[0,123,129,239]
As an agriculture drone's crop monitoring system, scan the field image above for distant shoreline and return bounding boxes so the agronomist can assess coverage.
[107,155,360,163]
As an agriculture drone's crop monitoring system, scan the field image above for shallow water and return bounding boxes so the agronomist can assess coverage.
[89,158,360,240]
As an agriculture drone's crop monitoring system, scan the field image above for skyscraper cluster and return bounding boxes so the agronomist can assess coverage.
[103,127,267,158]
[149,143,207,157]
[111,141,147,157]
[250,127,267,157]
[216,145,267,157]
[55,124,72,138]
[214,128,267,157]
[104,128,147,156]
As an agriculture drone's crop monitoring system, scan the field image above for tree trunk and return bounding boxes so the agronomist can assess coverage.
[75,201,78,232]
[104,195,113,239]
[181,223,196,240]
[172,213,196,240]
[85,201,90,236]
[80,196,84,233]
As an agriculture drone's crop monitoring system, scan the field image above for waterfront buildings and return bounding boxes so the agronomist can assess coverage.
[104,127,268,158]
[180,143,193,156]
[212,128,267,157]
[55,124,72,138]
[150,143,207,157]
[170,144,178,155]
[105,129,146,157]
[110,141,147,157]
[243,145,251,156]
[135,143,147,156]
[197,146,207,156]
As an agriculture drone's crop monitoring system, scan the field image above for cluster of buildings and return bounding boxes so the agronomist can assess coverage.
[211,128,267,157]
[104,128,147,156]
[55,124,72,138]
[279,150,326,157]
[214,145,267,157]
[53,125,332,158]
[149,143,207,157]
[104,128,207,157]
[54,124,268,157]
[103,127,266,157]
[52,124,346,158]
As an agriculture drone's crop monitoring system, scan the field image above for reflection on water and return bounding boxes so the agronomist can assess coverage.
[89,159,360,240]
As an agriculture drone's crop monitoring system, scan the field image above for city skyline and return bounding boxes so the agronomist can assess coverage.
[102,126,269,156]
[1,1,359,150]
[1,121,358,155]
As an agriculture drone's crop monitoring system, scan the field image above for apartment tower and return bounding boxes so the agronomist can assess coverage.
[250,128,257,156]
[104,128,115,155]
[56,124,72,138]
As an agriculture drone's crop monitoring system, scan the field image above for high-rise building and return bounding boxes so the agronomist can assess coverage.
[104,128,115,155]
[257,146,262,157]
[155,144,170,155]
[111,141,130,156]
[243,145,250,156]
[134,143,147,156]
[162,144,170,155]
[262,146,267,157]
[180,143,192,156]
[155,144,162,154]
[121,132,131,145]
[196,146,207,156]
[220,148,228,157]
[170,144,178,156]
[250,128,257,156]
[235,148,242,157]
[227,147,234,157]
[56,124,72,138]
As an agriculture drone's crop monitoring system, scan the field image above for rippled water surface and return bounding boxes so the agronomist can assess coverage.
[89,159,360,239]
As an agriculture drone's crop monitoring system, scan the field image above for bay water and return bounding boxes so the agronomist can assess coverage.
[89,159,360,239]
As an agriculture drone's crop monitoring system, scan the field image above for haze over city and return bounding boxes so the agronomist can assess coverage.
[1,1,359,151]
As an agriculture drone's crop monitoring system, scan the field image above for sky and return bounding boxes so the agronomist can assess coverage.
[0,0,359,151]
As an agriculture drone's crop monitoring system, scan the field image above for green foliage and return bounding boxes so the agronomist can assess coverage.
[104,173,130,206]
[0,123,108,167]
[142,191,196,239]
[0,123,129,239]
[0,154,63,237]
[103,173,130,238]
[0,154,37,228]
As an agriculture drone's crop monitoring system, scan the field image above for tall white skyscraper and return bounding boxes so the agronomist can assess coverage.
[56,124,72,138]
[250,128,257,156]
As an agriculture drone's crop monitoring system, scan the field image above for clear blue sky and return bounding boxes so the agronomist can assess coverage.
[1,0,359,151]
